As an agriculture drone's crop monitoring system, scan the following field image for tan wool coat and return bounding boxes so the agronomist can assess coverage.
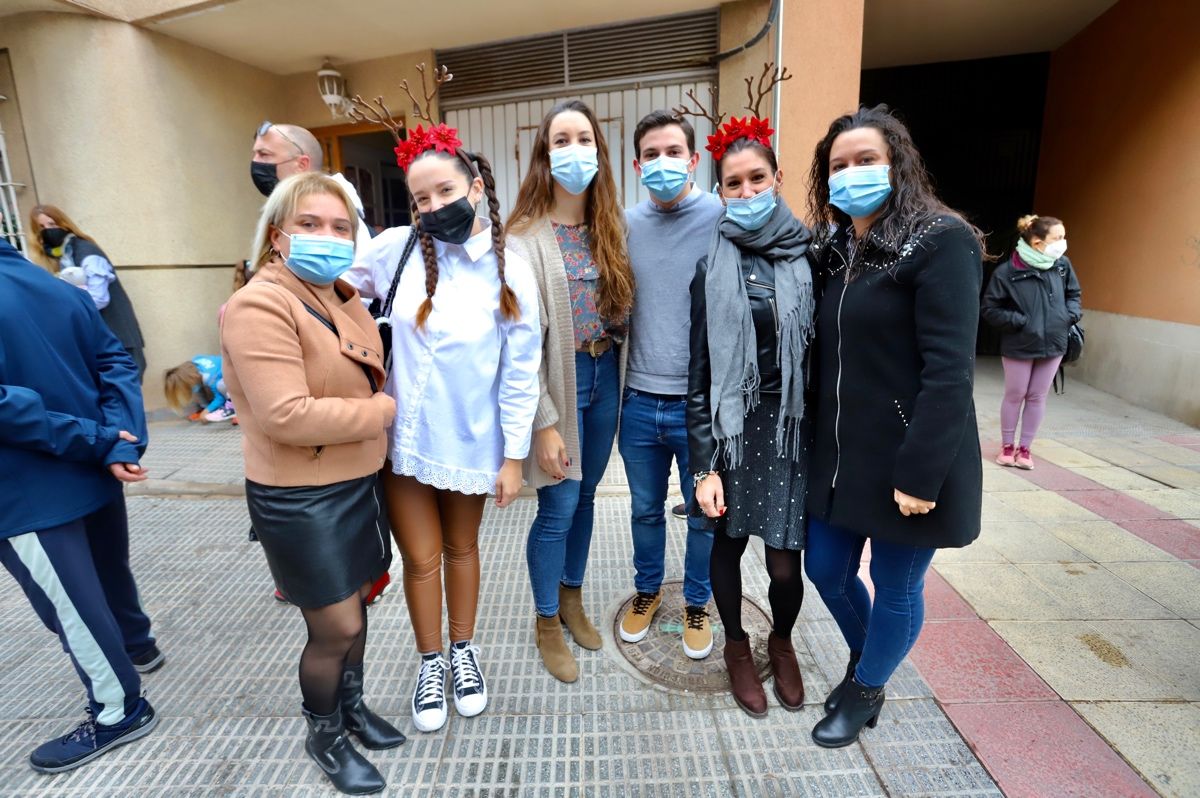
[220,259,393,487]
[510,219,626,491]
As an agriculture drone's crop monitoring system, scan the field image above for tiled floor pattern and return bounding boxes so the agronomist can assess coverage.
[0,494,997,796]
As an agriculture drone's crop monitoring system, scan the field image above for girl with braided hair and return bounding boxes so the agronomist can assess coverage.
[347,124,541,734]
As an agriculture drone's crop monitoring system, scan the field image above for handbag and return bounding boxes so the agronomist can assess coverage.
[370,230,419,371]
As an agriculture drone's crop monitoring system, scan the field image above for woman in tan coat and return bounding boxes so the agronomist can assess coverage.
[508,100,633,682]
[220,172,402,795]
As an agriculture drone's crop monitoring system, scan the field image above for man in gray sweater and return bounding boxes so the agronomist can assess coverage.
[618,111,724,659]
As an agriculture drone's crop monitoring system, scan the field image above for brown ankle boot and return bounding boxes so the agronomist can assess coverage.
[535,615,578,683]
[767,633,805,710]
[723,635,767,717]
[558,585,602,650]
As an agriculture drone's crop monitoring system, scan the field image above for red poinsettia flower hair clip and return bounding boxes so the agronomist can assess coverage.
[394,123,463,170]
[672,62,792,161]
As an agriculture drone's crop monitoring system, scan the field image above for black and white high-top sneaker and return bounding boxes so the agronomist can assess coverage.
[449,641,487,718]
[411,653,449,732]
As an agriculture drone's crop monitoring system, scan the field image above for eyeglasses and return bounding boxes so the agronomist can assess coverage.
[255,120,304,158]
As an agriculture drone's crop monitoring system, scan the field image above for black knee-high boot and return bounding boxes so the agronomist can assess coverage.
[341,664,406,750]
[302,704,386,794]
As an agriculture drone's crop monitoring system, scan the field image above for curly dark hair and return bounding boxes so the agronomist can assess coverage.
[806,104,985,254]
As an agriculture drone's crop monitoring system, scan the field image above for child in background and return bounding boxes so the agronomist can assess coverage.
[163,356,236,423]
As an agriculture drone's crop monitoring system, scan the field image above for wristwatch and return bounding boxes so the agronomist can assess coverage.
[693,470,715,489]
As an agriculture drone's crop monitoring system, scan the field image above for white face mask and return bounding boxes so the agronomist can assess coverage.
[1044,239,1068,259]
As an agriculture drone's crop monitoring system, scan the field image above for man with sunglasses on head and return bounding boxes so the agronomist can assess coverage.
[249,121,371,250]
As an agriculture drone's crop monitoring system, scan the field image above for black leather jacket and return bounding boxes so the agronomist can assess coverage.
[687,251,782,473]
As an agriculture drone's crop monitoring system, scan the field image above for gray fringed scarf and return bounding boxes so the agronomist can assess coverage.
[705,197,814,470]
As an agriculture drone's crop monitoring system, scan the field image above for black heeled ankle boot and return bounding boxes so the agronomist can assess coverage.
[811,677,884,748]
[342,665,406,750]
[302,704,386,795]
[823,651,862,714]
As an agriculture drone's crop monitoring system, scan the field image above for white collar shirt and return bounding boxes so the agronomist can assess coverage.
[346,219,542,493]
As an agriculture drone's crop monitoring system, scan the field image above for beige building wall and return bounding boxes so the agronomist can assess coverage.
[0,12,285,410]
[1035,0,1200,425]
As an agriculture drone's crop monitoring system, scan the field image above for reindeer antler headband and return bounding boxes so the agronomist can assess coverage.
[672,62,792,160]
[348,63,462,170]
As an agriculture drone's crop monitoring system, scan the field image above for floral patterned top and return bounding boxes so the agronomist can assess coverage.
[553,221,607,349]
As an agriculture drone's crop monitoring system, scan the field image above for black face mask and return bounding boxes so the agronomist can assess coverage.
[419,196,478,245]
[40,227,69,250]
[251,161,279,197]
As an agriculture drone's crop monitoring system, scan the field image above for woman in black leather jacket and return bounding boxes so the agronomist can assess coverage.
[687,123,815,719]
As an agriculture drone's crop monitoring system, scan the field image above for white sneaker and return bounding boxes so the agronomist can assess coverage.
[449,641,487,718]
[411,653,449,732]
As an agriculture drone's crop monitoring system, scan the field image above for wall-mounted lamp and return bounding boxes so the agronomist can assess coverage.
[317,59,352,118]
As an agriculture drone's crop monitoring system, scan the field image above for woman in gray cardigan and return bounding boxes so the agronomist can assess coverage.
[508,100,634,682]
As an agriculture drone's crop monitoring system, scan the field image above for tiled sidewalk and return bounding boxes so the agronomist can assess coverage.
[0,358,1196,796]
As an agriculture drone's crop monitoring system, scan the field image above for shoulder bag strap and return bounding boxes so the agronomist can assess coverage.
[379,229,420,319]
[299,300,378,393]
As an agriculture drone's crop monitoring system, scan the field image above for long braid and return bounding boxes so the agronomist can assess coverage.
[414,211,440,330]
[468,151,520,322]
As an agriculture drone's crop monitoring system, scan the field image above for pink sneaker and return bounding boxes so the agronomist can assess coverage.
[995,444,1017,467]
[1015,446,1035,470]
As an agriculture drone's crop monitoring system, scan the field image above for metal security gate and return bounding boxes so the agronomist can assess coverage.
[438,10,719,217]
[445,81,717,216]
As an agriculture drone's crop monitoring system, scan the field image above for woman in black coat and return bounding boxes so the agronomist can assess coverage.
[981,214,1082,470]
[802,105,984,748]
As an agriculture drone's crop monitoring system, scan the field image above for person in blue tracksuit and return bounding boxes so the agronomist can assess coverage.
[0,239,162,773]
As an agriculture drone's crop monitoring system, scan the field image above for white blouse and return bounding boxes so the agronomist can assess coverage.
[346,220,542,494]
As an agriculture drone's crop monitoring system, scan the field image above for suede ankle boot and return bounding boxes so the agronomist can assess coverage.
[823,651,862,714]
[811,677,885,748]
[341,665,406,750]
[558,584,602,650]
[767,633,804,711]
[302,704,386,795]
[723,635,767,718]
[535,614,579,683]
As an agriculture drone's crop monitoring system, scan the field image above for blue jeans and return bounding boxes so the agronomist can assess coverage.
[527,350,620,616]
[618,387,714,608]
[804,517,936,688]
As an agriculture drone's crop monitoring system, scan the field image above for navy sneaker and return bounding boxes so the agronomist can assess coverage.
[30,698,159,773]
[130,645,165,674]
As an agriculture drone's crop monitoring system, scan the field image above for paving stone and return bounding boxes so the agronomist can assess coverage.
[975,520,1089,563]
[1027,440,1110,468]
[921,570,978,621]
[1073,701,1200,798]
[943,701,1158,798]
[1061,489,1176,522]
[1118,488,1200,520]
[937,563,1077,621]
[1065,465,1169,492]
[990,620,1191,701]
[1048,520,1175,563]
[1126,464,1200,490]
[1082,620,1200,701]
[909,620,1056,703]
[992,490,1104,522]
[1104,561,1200,618]
[1117,519,1200,561]
[1015,562,1178,620]
[981,463,1040,493]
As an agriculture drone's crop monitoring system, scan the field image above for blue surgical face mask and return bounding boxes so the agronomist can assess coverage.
[723,181,779,231]
[550,144,599,195]
[639,155,691,202]
[828,164,892,218]
[281,232,355,285]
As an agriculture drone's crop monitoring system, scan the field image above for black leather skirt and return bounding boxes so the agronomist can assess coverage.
[246,473,392,608]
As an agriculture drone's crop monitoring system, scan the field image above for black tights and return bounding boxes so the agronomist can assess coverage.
[298,581,372,715]
[710,533,804,642]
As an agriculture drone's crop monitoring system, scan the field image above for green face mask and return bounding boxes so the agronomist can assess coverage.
[1016,238,1057,271]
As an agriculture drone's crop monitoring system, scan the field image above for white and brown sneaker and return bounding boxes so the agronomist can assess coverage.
[618,591,662,643]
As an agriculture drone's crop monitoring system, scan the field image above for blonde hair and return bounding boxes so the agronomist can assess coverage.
[27,204,94,273]
[163,361,205,414]
[249,172,358,273]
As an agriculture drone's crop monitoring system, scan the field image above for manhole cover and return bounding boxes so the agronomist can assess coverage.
[613,579,772,693]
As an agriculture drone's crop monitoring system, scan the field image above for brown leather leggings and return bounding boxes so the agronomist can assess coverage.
[383,471,486,653]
